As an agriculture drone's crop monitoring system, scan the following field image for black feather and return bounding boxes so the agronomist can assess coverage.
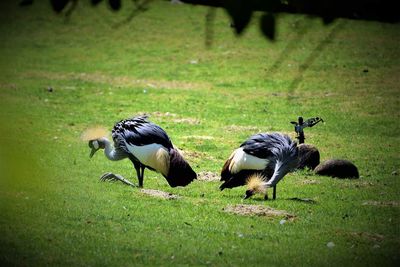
[241,133,289,158]
[109,116,196,188]
[165,149,197,187]
[220,132,297,191]
[112,116,173,152]
[220,168,273,190]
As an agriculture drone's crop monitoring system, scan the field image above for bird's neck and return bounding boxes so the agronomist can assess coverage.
[266,161,283,187]
[101,137,126,161]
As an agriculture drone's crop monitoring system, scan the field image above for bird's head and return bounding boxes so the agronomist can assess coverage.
[243,174,267,199]
[244,189,255,199]
[81,126,108,158]
[88,138,106,158]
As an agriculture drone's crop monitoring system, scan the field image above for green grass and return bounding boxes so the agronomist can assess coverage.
[0,0,399,266]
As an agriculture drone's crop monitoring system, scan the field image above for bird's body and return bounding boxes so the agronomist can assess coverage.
[220,133,298,199]
[89,116,196,188]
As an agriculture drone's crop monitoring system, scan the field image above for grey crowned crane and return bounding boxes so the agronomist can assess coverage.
[220,133,298,200]
[88,116,197,188]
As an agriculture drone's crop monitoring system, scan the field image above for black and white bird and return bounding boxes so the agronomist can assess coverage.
[220,132,298,200]
[88,116,197,188]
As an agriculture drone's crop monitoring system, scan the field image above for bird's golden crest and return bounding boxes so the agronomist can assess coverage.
[246,174,267,194]
[81,126,108,141]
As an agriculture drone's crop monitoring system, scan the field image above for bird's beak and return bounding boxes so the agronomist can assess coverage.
[243,190,253,200]
[89,147,98,158]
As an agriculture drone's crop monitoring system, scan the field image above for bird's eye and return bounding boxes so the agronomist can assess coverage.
[92,140,99,149]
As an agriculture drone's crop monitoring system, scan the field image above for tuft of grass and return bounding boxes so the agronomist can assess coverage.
[1,0,399,266]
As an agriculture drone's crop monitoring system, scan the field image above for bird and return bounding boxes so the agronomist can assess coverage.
[87,115,197,188]
[220,132,298,200]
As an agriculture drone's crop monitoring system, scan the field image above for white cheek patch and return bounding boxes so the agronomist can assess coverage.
[93,141,99,149]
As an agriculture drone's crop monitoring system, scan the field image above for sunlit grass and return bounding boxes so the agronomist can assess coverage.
[0,0,399,266]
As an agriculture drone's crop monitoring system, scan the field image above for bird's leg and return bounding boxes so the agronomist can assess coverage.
[100,172,136,187]
[272,185,277,200]
[138,165,145,188]
[133,162,143,188]
[264,192,269,200]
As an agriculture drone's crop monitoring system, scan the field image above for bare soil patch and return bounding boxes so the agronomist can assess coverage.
[171,118,200,125]
[223,204,295,219]
[180,150,214,161]
[288,197,317,204]
[362,200,400,207]
[338,181,375,189]
[337,229,385,242]
[137,112,200,125]
[300,179,320,185]
[140,189,179,200]
[225,125,261,132]
[350,231,385,242]
[24,71,210,90]
[142,111,178,118]
[182,135,214,140]
[197,171,220,182]
[353,181,375,188]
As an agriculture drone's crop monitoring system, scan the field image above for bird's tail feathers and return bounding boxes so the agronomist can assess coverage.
[165,148,197,187]
[220,157,233,181]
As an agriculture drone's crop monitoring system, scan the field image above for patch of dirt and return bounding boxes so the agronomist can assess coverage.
[350,232,385,242]
[197,171,220,182]
[223,204,295,219]
[338,181,375,189]
[337,229,385,243]
[180,150,214,161]
[182,135,214,140]
[353,181,375,188]
[142,111,177,118]
[361,200,400,207]
[170,118,200,125]
[288,197,317,204]
[137,112,200,125]
[225,125,261,132]
[140,189,179,200]
[301,179,320,185]
[0,83,17,90]
[24,71,211,90]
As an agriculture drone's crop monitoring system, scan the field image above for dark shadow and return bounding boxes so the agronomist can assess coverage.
[19,0,34,6]
[113,0,152,28]
[287,19,346,91]
[267,16,310,76]
[205,7,216,48]
[64,0,78,21]
[180,0,399,42]
[43,1,399,42]
[287,197,317,204]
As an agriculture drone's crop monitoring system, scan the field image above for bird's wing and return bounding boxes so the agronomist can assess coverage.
[240,133,275,159]
[112,116,173,152]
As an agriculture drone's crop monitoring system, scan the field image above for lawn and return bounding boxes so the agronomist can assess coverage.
[0,0,399,266]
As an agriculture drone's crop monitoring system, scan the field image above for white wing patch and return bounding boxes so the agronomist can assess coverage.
[229,147,269,174]
[126,143,170,176]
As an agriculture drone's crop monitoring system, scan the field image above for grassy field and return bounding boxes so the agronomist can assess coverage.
[0,0,399,266]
